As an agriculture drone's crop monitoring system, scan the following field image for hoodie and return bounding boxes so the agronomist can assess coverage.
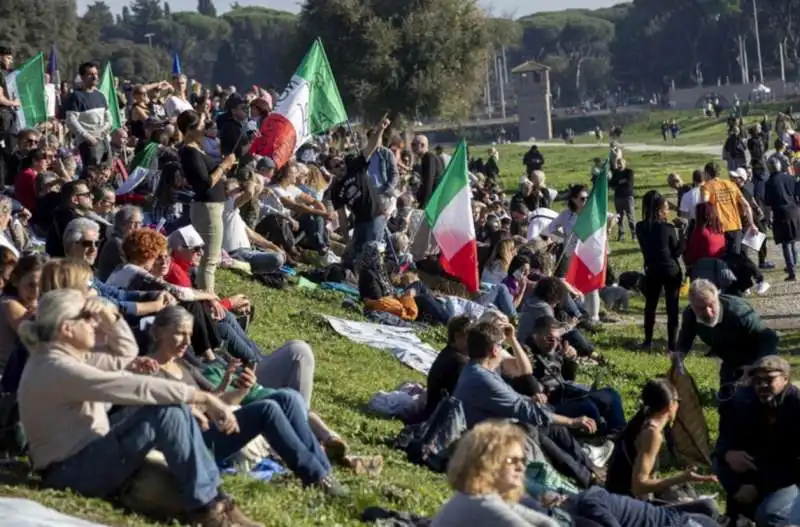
[217,112,247,158]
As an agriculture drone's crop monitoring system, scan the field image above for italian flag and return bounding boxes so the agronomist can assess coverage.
[249,39,347,168]
[564,154,609,293]
[424,140,479,293]
[116,142,160,195]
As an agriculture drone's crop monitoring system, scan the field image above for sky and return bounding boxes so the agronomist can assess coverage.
[79,0,625,17]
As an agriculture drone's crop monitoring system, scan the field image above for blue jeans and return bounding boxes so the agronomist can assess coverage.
[477,283,517,318]
[202,390,331,485]
[753,485,798,527]
[554,387,626,435]
[230,248,285,274]
[298,214,328,252]
[41,405,219,511]
[348,215,388,266]
[217,311,262,364]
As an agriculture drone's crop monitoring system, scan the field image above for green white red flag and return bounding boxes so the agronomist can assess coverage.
[564,154,610,293]
[249,39,347,168]
[424,139,479,293]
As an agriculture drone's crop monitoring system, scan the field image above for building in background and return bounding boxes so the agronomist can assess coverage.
[513,61,552,141]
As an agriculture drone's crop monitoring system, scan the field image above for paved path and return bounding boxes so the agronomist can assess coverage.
[532,141,722,157]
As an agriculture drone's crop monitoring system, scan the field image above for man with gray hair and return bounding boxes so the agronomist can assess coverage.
[63,217,171,318]
[96,204,143,281]
[676,278,777,394]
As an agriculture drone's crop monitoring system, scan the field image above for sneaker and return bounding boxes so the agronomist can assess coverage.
[583,440,615,468]
[314,475,349,497]
[188,500,232,527]
[759,261,776,270]
[754,281,771,295]
[222,499,264,527]
[321,250,341,265]
[786,275,797,282]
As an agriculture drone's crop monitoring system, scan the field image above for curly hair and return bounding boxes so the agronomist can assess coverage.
[123,228,168,266]
[447,420,527,502]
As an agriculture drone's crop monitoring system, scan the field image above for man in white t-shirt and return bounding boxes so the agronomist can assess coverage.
[222,180,286,273]
[679,169,706,221]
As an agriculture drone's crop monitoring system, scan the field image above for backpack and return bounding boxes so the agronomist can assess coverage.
[394,394,466,473]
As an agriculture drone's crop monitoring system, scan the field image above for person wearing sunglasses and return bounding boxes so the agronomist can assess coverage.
[96,205,143,281]
[433,420,559,527]
[717,355,800,527]
[45,180,95,257]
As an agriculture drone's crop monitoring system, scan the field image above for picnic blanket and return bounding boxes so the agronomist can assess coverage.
[0,498,108,526]
[324,315,438,375]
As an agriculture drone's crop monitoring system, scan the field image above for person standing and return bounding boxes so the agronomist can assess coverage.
[177,110,236,293]
[700,162,754,256]
[610,158,635,241]
[64,62,112,173]
[635,191,683,352]
[765,156,800,281]
[0,47,20,189]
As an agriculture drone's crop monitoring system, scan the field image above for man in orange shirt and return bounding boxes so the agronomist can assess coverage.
[700,162,755,256]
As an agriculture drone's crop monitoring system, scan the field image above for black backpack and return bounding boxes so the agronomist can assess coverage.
[394,394,466,473]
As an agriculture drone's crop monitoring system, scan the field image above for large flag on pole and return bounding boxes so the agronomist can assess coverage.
[116,142,160,196]
[564,154,610,294]
[172,51,182,76]
[99,62,122,131]
[249,38,347,169]
[3,53,46,132]
[424,139,479,293]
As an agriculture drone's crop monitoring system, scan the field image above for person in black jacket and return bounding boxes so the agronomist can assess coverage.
[724,127,748,171]
[523,144,544,175]
[45,180,95,257]
[425,315,471,418]
[748,124,768,202]
[411,134,444,207]
[715,356,800,526]
[216,93,250,159]
[635,190,683,351]
[610,158,636,241]
[765,156,800,281]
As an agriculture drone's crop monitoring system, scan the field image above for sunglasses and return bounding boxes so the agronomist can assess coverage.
[189,246,204,253]
[71,310,96,322]
[80,240,99,249]
[504,455,526,467]
[76,191,92,198]
[578,196,588,202]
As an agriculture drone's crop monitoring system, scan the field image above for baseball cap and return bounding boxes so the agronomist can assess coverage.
[224,93,246,111]
[168,225,205,251]
[729,170,745,180]
[750,355,790,376]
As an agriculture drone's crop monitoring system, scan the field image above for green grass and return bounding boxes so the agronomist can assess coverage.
[0,144,797,525]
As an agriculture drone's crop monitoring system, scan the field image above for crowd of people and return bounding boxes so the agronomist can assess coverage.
[0,45,798,527]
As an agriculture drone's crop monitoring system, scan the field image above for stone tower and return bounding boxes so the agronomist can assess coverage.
[512,61,552,141]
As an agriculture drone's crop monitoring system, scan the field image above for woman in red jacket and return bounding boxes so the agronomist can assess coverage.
[683,202,726,267]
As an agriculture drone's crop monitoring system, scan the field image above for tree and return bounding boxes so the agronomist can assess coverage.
[294,0,492,122]
[198,0,216,18]
[128,0,164,40]
[164,2,171,17]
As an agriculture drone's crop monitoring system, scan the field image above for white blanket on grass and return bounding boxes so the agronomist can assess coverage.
[0,498,108,526]
[324,315,438,375]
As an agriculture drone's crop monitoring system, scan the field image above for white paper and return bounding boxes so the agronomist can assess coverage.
[742,230,766,251]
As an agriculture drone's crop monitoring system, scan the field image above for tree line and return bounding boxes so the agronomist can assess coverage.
[1,0,799,122]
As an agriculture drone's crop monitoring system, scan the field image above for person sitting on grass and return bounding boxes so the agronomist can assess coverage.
[17,289,263,527]
[357,241,418,321]
[605,379,720,519]
[425,315,472,419]
[453,321,605,489]
[432,420,560,527]
[716,355,800,527]
[147,305,348,495]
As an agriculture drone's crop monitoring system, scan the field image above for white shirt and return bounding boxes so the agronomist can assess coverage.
[221,198,251,253]
[164,96,193,119]
[679,187,704,220]
[0,231,19,257]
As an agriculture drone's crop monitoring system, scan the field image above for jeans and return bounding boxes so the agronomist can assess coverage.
[191,201,224,293]
[752,485,798,526]
[230,248,285,274]
[477,283,517,318]
[255,340,316,405]
[554,387,626,435]
[203,390,331,485]
[218,311,262,364]
[298,214,328,252]
[782,242,797,278]
[41,405,219,511]
[349,215,388,266]
[539,426,594,488]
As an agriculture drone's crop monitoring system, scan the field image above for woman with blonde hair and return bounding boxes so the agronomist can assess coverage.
[433,420,558,526]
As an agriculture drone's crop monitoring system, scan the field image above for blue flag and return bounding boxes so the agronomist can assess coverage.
[172,51,182,76]
[47,44,58,82]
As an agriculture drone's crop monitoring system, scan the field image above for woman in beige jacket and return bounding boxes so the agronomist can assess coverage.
[17,288,261,527]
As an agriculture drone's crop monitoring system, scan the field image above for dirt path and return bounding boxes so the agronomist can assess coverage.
[534,141,722,157]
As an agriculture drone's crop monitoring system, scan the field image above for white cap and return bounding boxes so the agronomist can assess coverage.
[168,225,204,251]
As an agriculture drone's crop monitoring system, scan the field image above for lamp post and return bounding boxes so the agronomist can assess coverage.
[752,0,764,83]
[144,33,155,47]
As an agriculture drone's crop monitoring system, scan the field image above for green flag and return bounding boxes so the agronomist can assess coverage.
[99,62,122,131]
[3,53,46,131]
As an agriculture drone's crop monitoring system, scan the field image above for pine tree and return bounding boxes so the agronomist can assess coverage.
[164,1,171,16]
[197,0,216,17]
